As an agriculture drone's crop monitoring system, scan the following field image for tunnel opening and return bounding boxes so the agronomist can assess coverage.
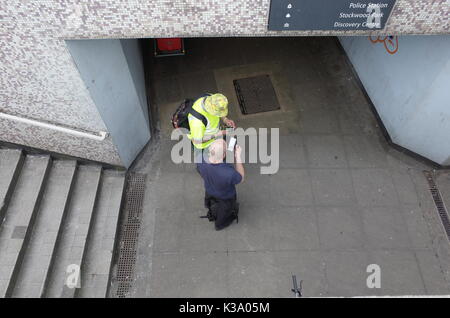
[65,36,409,169]
[141,36,382,151]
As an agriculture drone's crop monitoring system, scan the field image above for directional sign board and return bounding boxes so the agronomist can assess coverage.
[268,0,397,31]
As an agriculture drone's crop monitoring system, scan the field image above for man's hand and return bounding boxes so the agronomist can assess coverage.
[215,130,227,138]
[223,117,236,129]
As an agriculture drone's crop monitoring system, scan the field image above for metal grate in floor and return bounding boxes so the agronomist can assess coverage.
[233,74,281,115]
[424,171,450,242]
[115,173,146,298]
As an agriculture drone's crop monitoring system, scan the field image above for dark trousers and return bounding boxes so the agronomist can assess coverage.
[204,193,239,231]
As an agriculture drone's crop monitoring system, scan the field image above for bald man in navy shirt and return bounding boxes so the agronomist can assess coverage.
[196,139,245,230]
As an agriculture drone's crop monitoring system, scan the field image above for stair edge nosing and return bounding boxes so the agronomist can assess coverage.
[4,155,52,298]
[38,162,79,298]
[0,151,25,228]
[105,174,128,298]
[63,167,103,298]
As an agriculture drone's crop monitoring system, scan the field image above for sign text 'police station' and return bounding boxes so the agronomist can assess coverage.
[268,0,397,31]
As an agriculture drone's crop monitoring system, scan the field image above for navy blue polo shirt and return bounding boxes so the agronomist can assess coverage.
[196,157,242,200]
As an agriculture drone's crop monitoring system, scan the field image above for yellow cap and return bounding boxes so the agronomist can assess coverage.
[204,94,228,117]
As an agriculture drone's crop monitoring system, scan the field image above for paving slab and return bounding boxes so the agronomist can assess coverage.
[414,249,450,295]
[402,204,434,249]
[271,250,327,297]
[160,140,187,173]
[323,250,375,297]
[351,168,399,206]
[227,206,274,252]
[390,169,420,205]
[270,169,313,206]
[237,172,273,206]
[305,135,347,168]
[343,135,388,168]
[178,252,228,297]
[150,172,185,210]
[178,70,218,99]
[299,108,340,134]
[152,76,183,105]
[227,251,279,298]
[271,206,320,251]
[310,169,356,206]
[179,210,228,253]
[183,172,207,211]
[148,252,182,297]
[316,206,364,250]
[370,250,426,295]
[362,206,411,249]
[338,109,367,135]
[278,134,308,169]
[153,208,184,253]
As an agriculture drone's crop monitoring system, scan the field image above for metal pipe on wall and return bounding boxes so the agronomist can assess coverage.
[0,112,108,141]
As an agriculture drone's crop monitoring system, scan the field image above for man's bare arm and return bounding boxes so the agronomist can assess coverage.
[234,145,245,183]
[192,130,226,144]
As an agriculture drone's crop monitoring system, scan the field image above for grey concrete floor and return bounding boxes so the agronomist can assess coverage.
[128,37,450,297]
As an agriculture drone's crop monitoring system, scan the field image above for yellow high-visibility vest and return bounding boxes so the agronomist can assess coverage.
[187,97,220,149]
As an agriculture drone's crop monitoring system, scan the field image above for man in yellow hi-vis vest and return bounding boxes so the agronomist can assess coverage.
[188,93,236,149]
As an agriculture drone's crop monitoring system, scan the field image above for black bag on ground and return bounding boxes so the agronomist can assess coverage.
[201,195,239,229]
[171,96,209,131]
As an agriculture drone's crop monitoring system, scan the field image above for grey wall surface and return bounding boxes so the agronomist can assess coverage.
[339,35,450,166]
[66,39,151,168]
[121,39,150,130]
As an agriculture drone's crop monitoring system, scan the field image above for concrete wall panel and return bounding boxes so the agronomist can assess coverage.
[339,35,450,165]
[66,39,150,167]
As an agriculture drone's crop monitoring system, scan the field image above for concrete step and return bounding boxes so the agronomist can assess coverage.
[0,155,51,297]
[11,160,77,298]
[0,149,25,226]
[77,170,126,298]
[43,165,102,298]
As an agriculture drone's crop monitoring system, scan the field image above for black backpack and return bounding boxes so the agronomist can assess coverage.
[171,95,209,131]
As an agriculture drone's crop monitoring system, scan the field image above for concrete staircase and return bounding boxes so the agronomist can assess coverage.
[0,148,126,298]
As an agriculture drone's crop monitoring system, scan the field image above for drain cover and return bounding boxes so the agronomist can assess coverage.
[424,171,450,242]
[114,173,146,298]
[233,74,280,115]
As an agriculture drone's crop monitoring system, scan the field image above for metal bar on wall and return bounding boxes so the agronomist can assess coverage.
[0,112,108,141]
